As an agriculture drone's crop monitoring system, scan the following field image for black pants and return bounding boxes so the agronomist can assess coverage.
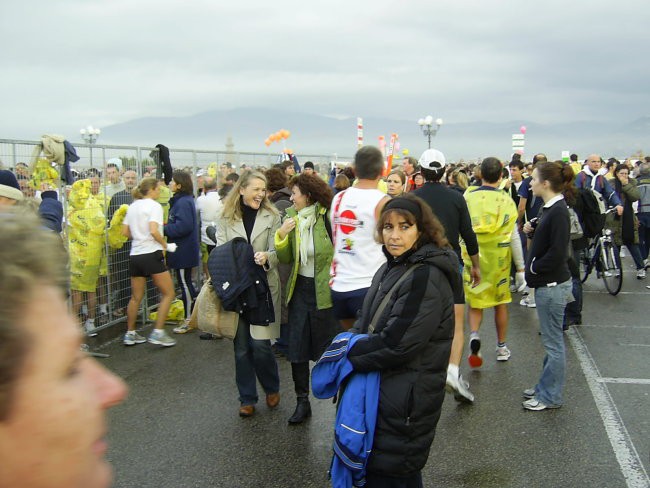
[364,471,423,488]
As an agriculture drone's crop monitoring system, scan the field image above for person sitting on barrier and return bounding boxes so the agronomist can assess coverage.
[0,208,128,488]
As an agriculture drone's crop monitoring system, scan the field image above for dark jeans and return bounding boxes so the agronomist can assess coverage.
[175,267,197,320]
[638,213,650,261]
[233,317,280,406]
[564,248,583,326]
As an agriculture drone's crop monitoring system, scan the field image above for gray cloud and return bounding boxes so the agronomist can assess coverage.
[0,0,648,147]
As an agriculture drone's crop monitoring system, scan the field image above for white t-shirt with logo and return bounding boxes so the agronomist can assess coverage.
[124,198,164,256]
[329,187,386,292]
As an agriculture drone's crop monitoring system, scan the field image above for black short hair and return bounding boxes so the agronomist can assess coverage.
[480,157,503,184]
[508,161,524,171]
[353,146,384,180]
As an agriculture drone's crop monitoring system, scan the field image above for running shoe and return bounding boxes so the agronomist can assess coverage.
[123,331,146,346]
[84,319,98,337]
[173,322,196,334]
[522,388,536,399]
[519,294,536,308]
[148,329,177,347]
[468,333,483,368]
[637,269,646,280]
[446,372,475,403]
[515,271,527,293]
[496,345,511,362]
[522,397,561,411]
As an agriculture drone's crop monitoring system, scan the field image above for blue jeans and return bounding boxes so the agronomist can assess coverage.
[233,317,280,406]
[533,280,572,406]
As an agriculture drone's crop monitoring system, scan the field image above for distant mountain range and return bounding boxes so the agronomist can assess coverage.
[98,108,649,161]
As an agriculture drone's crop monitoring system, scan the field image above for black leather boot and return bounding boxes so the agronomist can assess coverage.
[289,362,312,424]
[288,398,312,424]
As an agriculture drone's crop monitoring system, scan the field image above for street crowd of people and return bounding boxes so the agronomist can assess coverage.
[1,147,649,487]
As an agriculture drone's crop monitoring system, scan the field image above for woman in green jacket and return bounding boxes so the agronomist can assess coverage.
[275,173,340,424]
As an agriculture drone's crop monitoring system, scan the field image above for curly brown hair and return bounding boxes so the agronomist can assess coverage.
[375,194,449,250]
[288,173,333,210]
[264,167,288,193]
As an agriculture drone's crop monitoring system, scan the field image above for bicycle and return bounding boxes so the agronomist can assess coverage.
[579,208,622,295]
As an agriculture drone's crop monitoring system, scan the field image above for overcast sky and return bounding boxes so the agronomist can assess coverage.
[1,0,648,142]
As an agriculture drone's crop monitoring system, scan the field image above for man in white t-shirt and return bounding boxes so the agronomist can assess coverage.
[330,146,390,330]
[196,177,223,275]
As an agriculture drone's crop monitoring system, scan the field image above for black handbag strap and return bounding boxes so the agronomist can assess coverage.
[368,264,422,334]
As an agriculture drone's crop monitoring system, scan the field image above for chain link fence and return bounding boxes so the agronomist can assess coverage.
[0,138,351,336]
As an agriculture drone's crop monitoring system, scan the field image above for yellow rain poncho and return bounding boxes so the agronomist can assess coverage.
[68,179,106,292]
[107,204,129,249]
[462,186,517,308]
[30,158,60,190]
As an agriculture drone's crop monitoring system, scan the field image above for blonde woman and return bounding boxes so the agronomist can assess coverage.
[386,170,406,198]
[216,170,282,417]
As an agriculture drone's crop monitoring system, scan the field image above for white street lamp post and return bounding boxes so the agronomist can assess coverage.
[417,116,443,149]
[80,125,101,166]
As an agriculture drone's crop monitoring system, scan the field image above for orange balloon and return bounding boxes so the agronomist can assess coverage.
[269,133,277,142]
[285,130,291,139]
[264,139,271,146]
[275,131,283,140]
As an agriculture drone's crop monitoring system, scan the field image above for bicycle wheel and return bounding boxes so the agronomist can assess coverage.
[579,248,591,283]
[600,240,622,295]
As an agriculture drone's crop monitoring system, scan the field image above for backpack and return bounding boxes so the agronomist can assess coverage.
[577,188,606,237]
[567,206,584,240]
[576,173,607,238]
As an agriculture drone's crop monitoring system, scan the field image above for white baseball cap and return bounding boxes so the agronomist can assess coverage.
[418,149,447,170]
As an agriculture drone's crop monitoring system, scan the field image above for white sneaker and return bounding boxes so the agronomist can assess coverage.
[123,331,147,346]
[496,345,511,361]
[84,319,98,337]
[637,269,646,280]
[515,271,526,292]
[519,295,536,308]
[446,372,475,403]
[522,397,561,411]
[148,329,177,347]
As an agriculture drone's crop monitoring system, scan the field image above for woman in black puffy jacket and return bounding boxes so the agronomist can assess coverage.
[348,194,462,487]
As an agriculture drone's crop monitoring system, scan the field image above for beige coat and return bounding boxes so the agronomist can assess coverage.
[216,206,281,339]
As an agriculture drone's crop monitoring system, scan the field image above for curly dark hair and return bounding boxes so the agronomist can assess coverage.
[288,173,333,210]
[265,167,288,193]
[376,194,449,250]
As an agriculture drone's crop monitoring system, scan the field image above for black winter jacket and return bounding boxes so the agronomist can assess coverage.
[348,243,461,477]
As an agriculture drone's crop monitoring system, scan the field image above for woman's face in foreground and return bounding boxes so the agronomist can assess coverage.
[382,211,420,257]
[0,285,128,488]
[240,178,267,209]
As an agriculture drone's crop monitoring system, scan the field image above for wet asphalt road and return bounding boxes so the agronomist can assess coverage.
[92,260,650,488]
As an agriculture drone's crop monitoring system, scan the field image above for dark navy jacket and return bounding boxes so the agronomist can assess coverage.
[208,237,275,325]
[164,193,199,269]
